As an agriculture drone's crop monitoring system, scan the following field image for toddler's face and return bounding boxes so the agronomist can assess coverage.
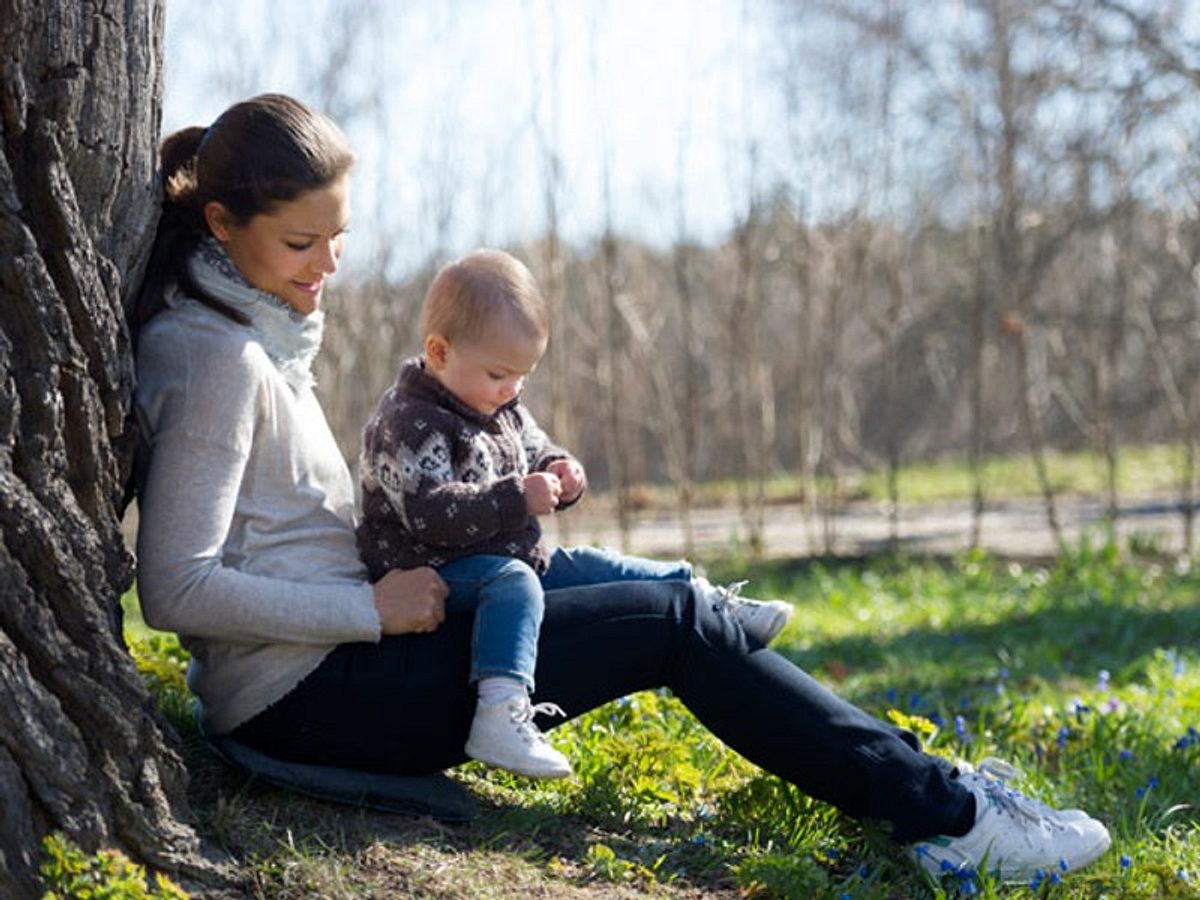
[430,325,545,416]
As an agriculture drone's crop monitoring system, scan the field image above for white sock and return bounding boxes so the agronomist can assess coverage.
[477,676,526,707]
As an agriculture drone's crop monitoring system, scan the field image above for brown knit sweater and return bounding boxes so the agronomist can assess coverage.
[356,356,578,579]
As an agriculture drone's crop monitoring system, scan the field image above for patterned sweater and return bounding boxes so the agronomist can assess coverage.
[357,356,578,579]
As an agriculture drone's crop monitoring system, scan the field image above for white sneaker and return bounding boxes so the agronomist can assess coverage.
[912,759,1111,882]
[958,758,1090,821]
[464,696,573,779]
[696,578,794,645]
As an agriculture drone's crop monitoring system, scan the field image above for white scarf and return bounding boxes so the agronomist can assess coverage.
[174,238,325,391]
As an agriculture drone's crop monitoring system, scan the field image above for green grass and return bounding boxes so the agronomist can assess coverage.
[597,442,1191,512]
[116,540,1200,899]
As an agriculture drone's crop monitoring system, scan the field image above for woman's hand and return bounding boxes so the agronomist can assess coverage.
[373,566,448,635]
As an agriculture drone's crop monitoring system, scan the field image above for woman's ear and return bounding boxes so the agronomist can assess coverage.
[424,334,450,369]
[203,201,233,242]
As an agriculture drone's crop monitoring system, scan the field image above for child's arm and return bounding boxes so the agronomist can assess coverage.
[516,405,587,509]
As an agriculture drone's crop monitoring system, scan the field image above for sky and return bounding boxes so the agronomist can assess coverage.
[162,1,1200,278]
[162,0,795,277]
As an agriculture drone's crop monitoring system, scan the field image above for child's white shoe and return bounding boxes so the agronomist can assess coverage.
[464,696,572,779]
[696,577,794,645]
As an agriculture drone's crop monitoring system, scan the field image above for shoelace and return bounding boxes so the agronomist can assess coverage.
[509,700,566,744]
[713,580,751,610]
[971,758,1047,825]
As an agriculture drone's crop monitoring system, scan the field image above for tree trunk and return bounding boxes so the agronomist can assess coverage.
[0,1,216,894]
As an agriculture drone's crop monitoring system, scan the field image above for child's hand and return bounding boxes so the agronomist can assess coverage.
[546,459,587,504]
[524,472,562,515]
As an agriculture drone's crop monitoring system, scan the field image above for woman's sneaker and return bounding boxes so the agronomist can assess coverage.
[911,759,1110,882]
[464,695,572,779]
[696,578,794,645]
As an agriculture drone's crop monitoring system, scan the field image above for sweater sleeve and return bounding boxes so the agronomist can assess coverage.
[517,404,585,511]
[135,327,380,645]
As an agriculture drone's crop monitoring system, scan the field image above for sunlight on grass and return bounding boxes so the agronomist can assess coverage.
[122,540,1200,899]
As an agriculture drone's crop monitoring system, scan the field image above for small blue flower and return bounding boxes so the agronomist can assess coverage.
[1118,748,1133,761]
[1120,855,1131,870]
[1059,858,1069,871]
[1049,872,1062,885]
[1179,869,1191,883]
[1097,669,1110,690]
[955,715,970,742]
[1029,869,1045,889]
[1056,725,1070,747]
[858,863,869,878]
[929,711,945,728]
[1173,726,1199,751]
[909,691,923,710]
[1135,775,1160,798]
[886,688,898,704]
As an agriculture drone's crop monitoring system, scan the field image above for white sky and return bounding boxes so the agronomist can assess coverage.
[162,0,792,276]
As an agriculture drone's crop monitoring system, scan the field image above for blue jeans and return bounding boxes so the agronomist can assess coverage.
[233,578,974,843]
[438,546,692,688]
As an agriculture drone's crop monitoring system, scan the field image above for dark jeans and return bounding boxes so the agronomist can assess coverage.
[232,579,973,842]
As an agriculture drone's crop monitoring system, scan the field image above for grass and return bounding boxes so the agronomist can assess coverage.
[593,442,1191,512]
[113,539,1200,899]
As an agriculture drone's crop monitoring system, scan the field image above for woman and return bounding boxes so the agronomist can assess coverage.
[133,93,1109,884]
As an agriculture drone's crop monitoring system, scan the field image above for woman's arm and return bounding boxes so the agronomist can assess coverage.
[137,430,381,644]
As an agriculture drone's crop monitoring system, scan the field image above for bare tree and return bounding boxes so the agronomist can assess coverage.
[1,0,221,893]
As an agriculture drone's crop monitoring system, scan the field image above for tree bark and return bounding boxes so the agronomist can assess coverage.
[0,1,215,894]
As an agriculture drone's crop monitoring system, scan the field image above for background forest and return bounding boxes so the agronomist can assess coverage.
[165,0,1200,555]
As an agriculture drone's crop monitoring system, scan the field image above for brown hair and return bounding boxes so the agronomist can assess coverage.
[420,249,549,347]
[133,93,354,329]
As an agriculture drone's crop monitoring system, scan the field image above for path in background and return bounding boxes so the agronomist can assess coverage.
[543,492,1194,560]
[120,492,1193,561]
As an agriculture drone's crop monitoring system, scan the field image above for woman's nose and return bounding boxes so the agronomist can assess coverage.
[315,240,339,275]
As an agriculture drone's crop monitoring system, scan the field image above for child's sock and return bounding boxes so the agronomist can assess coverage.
[477,676,526,707]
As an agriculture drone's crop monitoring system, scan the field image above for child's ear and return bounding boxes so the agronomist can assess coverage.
[424,334,449,369]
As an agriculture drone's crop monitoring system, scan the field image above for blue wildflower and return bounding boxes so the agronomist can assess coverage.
[955,715,970,742]
[1120,855,1131,870]
[886,688,898,704]
[1059,858,1069,871]
[1118,749,1133,761]
[1136,775,1160,798]
[1173,726,1199,751]
[1056,726,1070,748]
[909,691,923,710]
[1029,869,1045,889]
[1049,871,1062,885]
[1097,669,1110,690]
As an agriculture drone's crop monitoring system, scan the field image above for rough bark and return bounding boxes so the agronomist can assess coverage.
[0,1,214,894]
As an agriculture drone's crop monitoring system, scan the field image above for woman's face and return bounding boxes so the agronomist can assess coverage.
[205,173,351,316]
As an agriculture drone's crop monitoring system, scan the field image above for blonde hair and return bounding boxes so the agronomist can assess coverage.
[420,249,549,346]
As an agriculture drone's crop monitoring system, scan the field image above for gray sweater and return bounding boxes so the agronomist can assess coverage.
[135,298,380,734]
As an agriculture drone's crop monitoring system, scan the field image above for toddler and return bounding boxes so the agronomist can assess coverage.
[357,249,792,778]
